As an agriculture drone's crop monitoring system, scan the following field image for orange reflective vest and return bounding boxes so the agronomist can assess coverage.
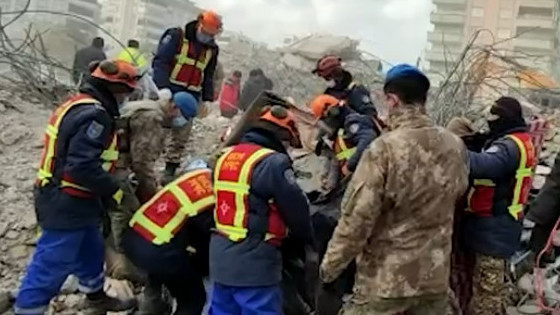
[169,35,213,92]
[467,133,535,220]
[333,129,356,165]
[214,143,287,245]
[129,169,215,245]
[35,94,118,198]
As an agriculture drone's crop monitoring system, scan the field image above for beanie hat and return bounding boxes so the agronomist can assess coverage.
[385,64,430,91]
[173,92,198,119]
[492,96,523,122]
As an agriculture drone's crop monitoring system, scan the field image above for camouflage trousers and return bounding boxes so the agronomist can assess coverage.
[105,169,144,283]
[164,120,193,165]
[470,253,506,315]
[340,293,448,315]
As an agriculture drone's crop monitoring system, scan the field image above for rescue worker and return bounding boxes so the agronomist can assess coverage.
[312,55,376,117]
[15,60,140,315]
[108,90,199,271]
[464,96,535,315]
[122,162,214,315]
[152,10,221,182]
[310,94,380,182]
[209,105,313,314]
[116,39,148,69]
[320,64,469,315]
[72,37,106,84]
[218,70,242,118]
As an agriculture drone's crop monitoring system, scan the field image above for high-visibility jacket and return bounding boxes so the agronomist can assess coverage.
[169,34,213,93]
[214,143,287,245]
[467,133,535,220]
[35,94,119,198]
[116,47,147,69]
[129,169,215,245]
[333,129,356,165]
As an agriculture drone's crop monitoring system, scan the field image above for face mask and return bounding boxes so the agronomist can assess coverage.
[171,115,189,128]
[196,31,213,44]
[326,80,336,88]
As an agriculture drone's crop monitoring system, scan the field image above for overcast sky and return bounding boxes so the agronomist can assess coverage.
[193,0,434,65]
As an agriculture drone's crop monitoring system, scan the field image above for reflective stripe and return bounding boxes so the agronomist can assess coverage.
[35,96,119,193]
[473,179,494,187]
[335,129,356,161]
[214,146,275,242]
[169,39,213,90]
[129,169,214,245]
[14,305,49,315]
[507,134,534,219]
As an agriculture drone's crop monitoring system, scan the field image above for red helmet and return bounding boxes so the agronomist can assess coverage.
[312,55,342,79]
[91,60,139,91]
[197,10,223,36]
[259,105,301,148]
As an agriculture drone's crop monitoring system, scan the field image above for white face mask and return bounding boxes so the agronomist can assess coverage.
[171,115,189,128]
[196,31,214,44]
[326,80,336,88]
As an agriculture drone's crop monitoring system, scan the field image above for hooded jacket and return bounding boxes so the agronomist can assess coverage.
[72,45,106,84]
[35,78,121,229]
[152,21,219,101]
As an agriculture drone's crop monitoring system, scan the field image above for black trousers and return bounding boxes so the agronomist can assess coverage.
[122,229,206,314]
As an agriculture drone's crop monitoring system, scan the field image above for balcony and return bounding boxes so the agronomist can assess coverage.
[430,12,465,25]
[519,0,556,9]
[517,16,556,29]
[428,31,463,44]
[514,37,556,51]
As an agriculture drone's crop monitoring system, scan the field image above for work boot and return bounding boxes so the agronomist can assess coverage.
[81,292,137,315]
[137,282,171,315]
[161,162,179,186]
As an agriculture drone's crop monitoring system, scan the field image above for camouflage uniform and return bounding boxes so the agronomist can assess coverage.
[320,105,469,315]
[163,120,193,165]
[471,254,507,315]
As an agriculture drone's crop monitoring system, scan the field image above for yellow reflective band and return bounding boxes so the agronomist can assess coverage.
[335,129,356,161]
[169,40,212,89]
[473,179,495,186]
[60,180,90,191]
[507,134,532,219]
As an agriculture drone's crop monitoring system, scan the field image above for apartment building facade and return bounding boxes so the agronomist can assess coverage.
[101,0,200,53]
[426,0,560,86]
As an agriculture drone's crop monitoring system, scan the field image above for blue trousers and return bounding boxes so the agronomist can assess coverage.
[15,225,105,315]
[210,283,282,315]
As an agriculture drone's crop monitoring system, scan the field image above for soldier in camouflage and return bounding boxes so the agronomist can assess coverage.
[320,64,469,315]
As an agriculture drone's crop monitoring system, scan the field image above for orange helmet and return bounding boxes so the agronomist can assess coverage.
[197,10,223,36]
[312,55,342,79]
[91,60,139,91]
[259,105,301,148]
[310,94,341,119]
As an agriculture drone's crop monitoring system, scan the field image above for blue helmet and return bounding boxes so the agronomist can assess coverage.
[385,64,430,90]
[173,92,198,119]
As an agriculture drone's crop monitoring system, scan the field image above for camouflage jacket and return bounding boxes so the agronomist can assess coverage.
[320,105,469,302]
[116,99,167,201]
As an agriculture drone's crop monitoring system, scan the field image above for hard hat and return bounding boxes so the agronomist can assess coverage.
[385,64,430,90]
[259,105,301,148]
[197,10,223,36]
[91,60,140,91]
[173,92,198,119]
[310,94,341,119]
[312,55,342,79]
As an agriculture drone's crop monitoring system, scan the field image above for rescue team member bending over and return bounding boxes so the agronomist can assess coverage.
[209,106,313,315]
[310,94,380,181]
[15,60,140,315]
[312,55,376,117]
[320,64,469,315]
[152,10,222,182]
[122,163,215,315]
[463,97,535,315]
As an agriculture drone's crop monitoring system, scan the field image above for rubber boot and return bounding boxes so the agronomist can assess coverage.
[81,291,137,315]
[137,280,171,315]
[161,162,179,186]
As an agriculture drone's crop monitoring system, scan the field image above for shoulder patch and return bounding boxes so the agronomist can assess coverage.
[485,145,500,153]
[349,123,360,134]
[161,34,172,45]
[284,169,297,185]
[86,120,105,140]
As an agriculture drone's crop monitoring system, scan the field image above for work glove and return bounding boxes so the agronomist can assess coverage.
[106,188,124,210]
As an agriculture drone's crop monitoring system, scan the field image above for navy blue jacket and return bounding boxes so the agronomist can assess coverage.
[152,21,219,101]
[325,82,377,117]
[342,112,378,172]
[463,127,525,258]
[210,128,313,287]
[35,80,121,230]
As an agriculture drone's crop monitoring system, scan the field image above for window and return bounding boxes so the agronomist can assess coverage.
[472,8,484,17]
[497,29,511,39]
